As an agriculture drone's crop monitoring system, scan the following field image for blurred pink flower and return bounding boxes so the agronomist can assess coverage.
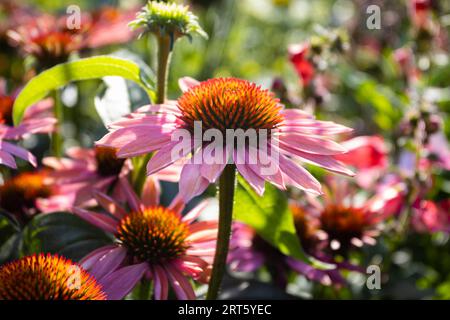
[409,0,432,29]
[73,177,217,300]
[412,199,450,234]
[288,43,315,86]
[0,80,55,169]
[40,146,182,213]
[85,6,138,49]
[97,77,353,202]
[335,135,388,188]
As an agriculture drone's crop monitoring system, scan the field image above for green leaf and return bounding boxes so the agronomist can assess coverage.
[234,176,309,262]
[13,56,156,125]
[22,212,112,262]
[234,177,333,270]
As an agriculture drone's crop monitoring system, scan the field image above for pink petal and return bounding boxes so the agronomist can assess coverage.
[80,245,119,270]
[179,163,210,202]
[93,191,127,220]
[88,246,127,281]
[278,144,354,176]
[116,128,173,158]
[146,141,189,176]
[96,125,168,151]
[71,207,119,234]
[200,146,228,183]
[178,77,200,92]
[141,176,160,207]
[152,265,169,300]
[1,141,36,167]
[101,263,149,300]
[233,149,265,195]
[182,200,209,224]
[0,150,17,168]
[118,177,143,212]
[279,154,322,195]
[277,133,347,155]
[165,264,196,300]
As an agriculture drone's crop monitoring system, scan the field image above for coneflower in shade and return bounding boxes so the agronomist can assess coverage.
[228,211,356,288]
[72,177,217,300]
[307,176,395,256]
[0,170,53,224]
[0,254,106,300]
[97,77,354,202]
[0,79,56,169]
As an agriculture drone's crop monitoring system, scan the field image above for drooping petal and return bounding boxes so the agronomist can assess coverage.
[79,245,119,270]
[165,264,196,300]
[1,141,37,167]
[100,263,149,300]
[141,176,161,207]
[182,200,209,224]
[93,191,127,220]
[0,150,17,168]
[279,154,322,195]
[118,176,143,212]
[200,145,228,183]
[87,246,127,281]
[152,265,169,300]
[233,148,265,195]
[179,163,210,202]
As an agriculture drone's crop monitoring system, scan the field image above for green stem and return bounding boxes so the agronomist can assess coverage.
[131,153,152,195]
[51,90,64,158]
[156,35,172,104]
[206,164,236,300]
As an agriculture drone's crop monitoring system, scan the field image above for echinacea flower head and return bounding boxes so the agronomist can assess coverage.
[0,170,57,223]
[73,177,217,300]
[7,15,83,69]
[129,1,207,42]
[0,254,106,300]
[310,177,384,255]
[97,77,353,201]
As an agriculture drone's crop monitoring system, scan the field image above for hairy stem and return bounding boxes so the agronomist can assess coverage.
[206,164,236,300]
[156,35,172,104]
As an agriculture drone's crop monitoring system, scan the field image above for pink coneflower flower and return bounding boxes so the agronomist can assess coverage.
[7,14,85,69]
[40,146,129,211]
[228,212,359,287]
[0,80,55,140]
[0,170,54,224]
[40,145,180,212]
[97,77,353,201]
[0,254,107,300]
[310,177,390,255]
[335,135,388,188]
[0,80,55,169]
[288,43,315,86]
[412,199,450,234]
[72,177,217,300]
